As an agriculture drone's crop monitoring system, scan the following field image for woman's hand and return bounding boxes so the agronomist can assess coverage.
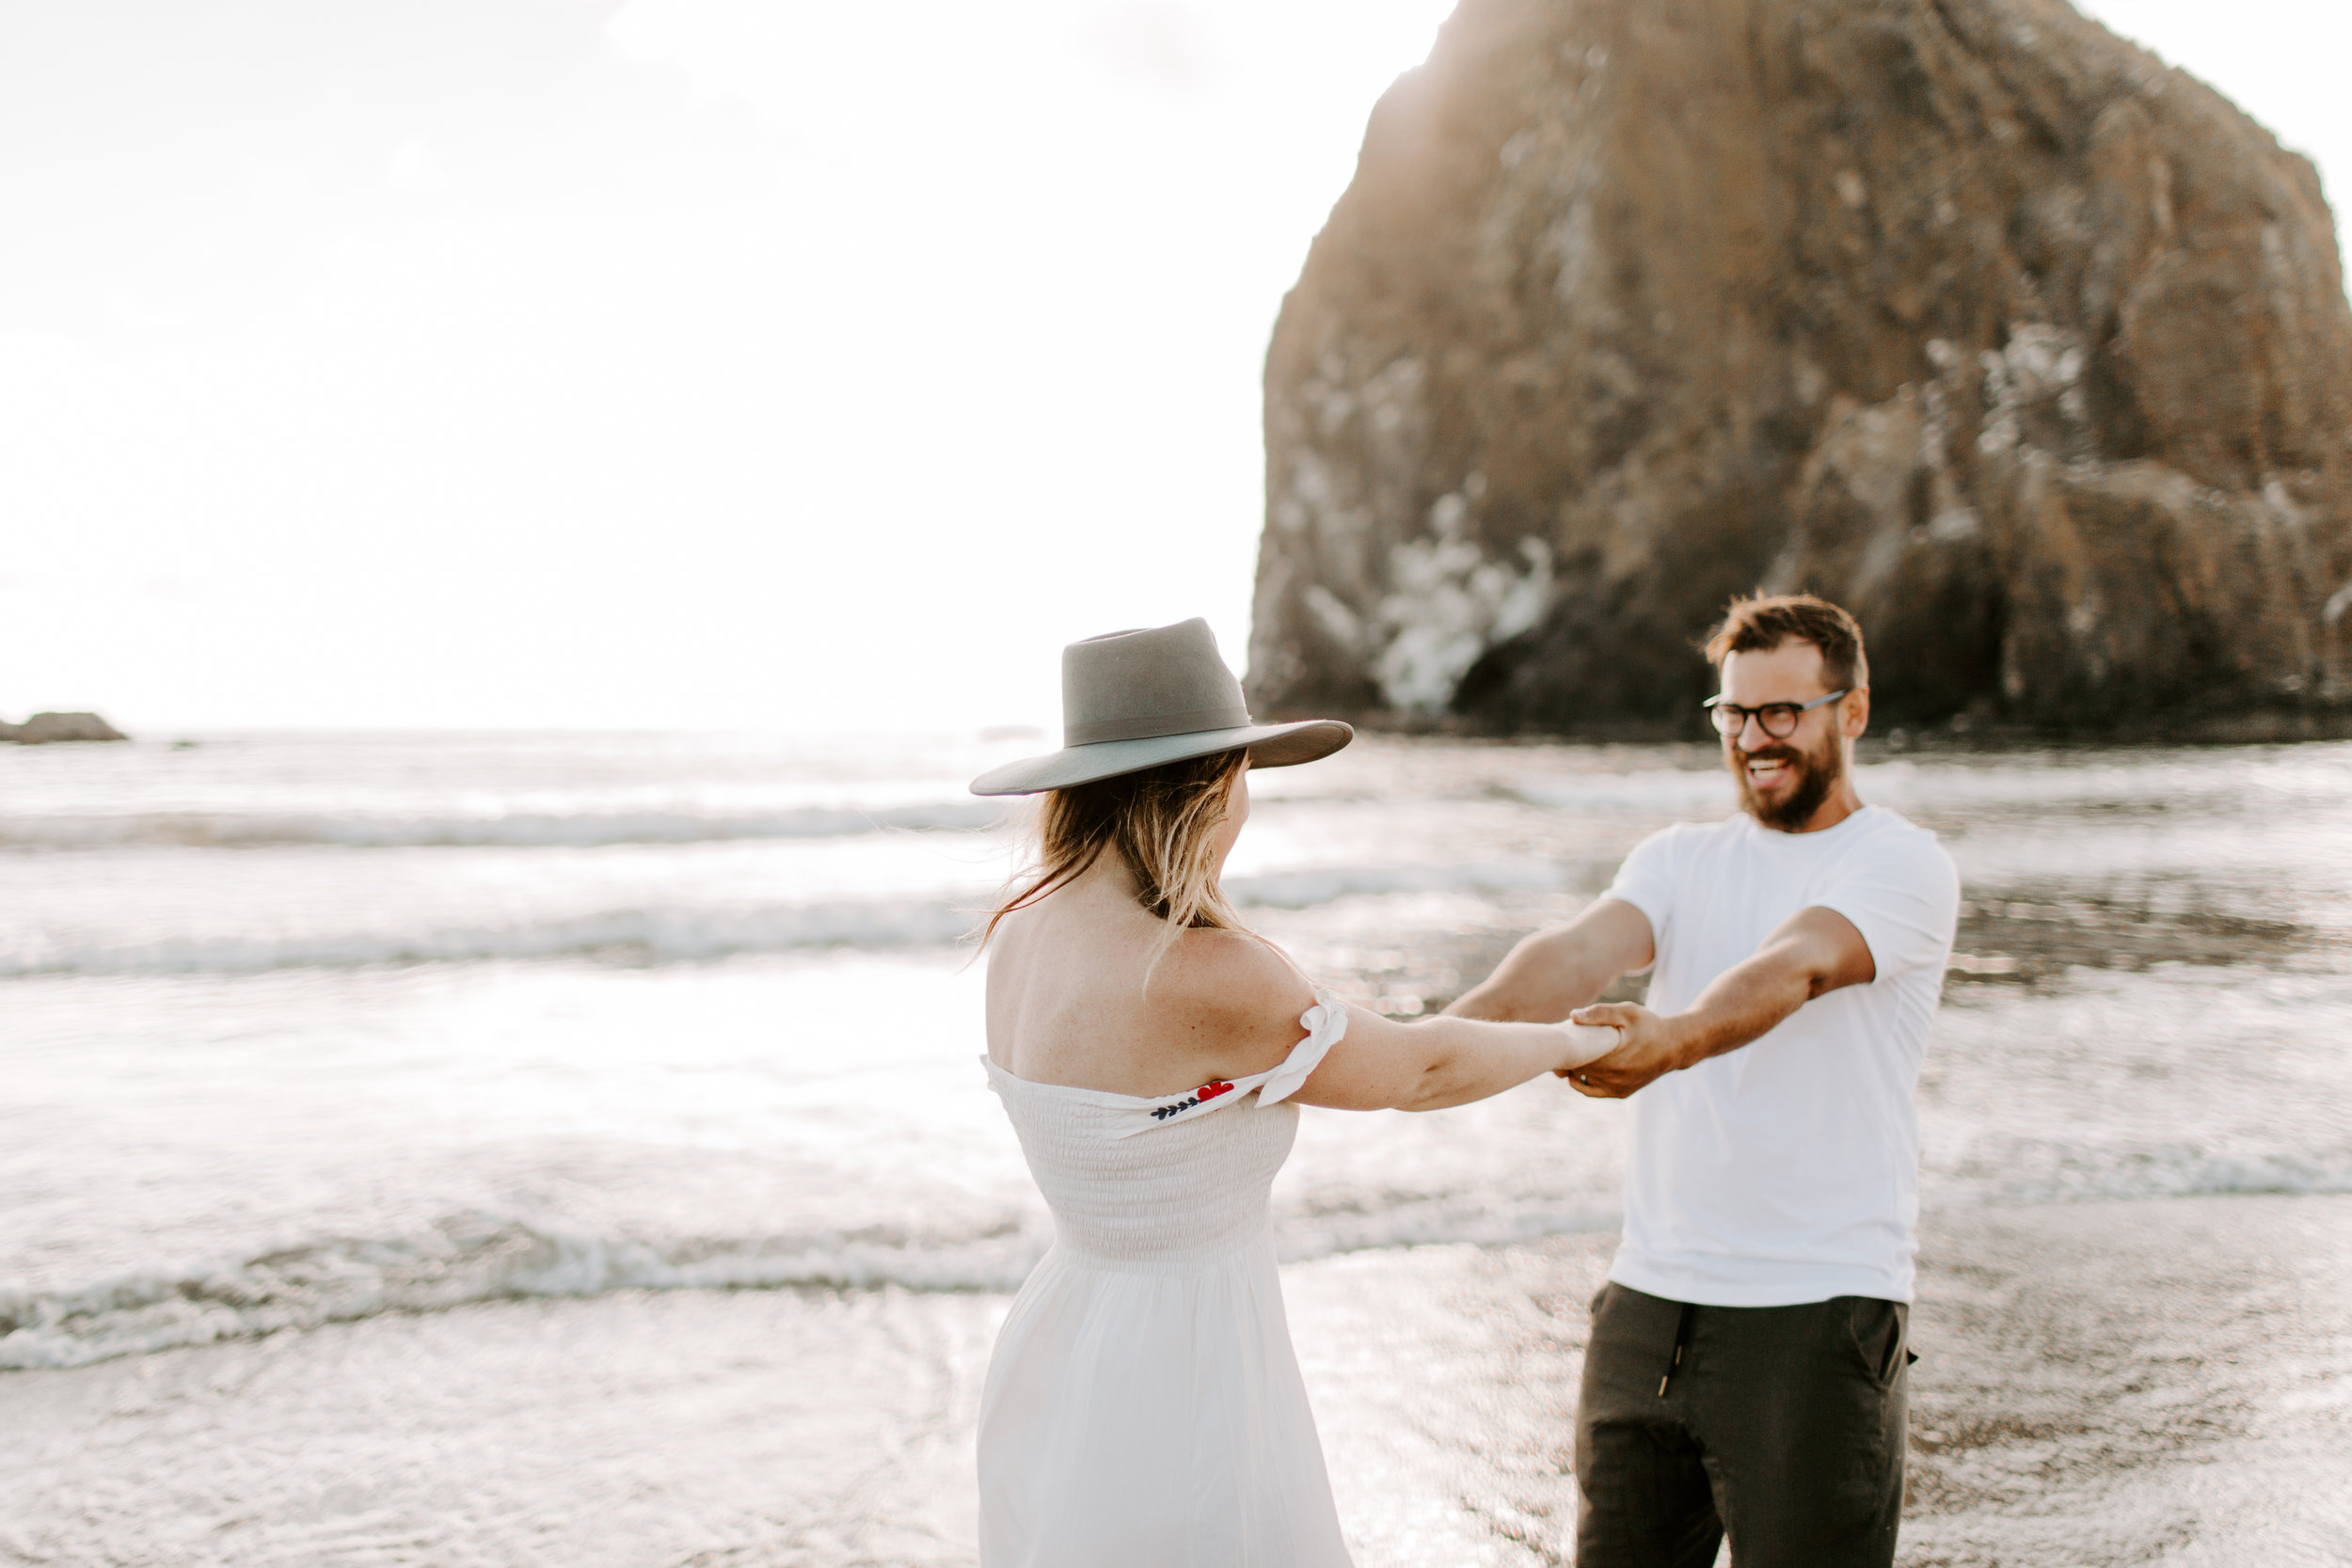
[1555,1019,1623,1077]
[1560,1002,1685,1098]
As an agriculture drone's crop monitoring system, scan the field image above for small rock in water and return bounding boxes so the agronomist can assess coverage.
[2,712,128,744]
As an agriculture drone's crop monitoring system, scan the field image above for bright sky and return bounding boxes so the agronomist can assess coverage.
[0,0,2344,734]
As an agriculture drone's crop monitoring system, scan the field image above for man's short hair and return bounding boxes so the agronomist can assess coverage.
[1703,593,1869,692]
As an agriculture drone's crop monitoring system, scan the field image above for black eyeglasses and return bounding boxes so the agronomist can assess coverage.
[1703,689,1849,739]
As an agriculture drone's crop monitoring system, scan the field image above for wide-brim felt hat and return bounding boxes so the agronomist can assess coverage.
[969,618,1353,797]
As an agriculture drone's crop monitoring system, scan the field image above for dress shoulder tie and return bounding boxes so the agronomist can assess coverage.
[1110,987,1347,1138]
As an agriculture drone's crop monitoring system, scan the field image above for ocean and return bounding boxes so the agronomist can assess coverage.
[4,729,2349,1564]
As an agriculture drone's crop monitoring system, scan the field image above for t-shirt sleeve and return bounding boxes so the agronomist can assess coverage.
[1601,825,1680,946]
[1816,829,1961,982]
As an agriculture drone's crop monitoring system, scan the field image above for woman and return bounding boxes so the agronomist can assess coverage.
[969,619,1615,1567]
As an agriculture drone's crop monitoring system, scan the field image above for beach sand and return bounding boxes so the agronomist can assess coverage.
[7,1195,2345,1567]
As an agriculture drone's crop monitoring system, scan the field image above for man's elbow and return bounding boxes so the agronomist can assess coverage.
[1763,938,1850,1003]
[1801,947,1873,998]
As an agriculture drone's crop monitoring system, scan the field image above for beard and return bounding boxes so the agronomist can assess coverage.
[1730,725,1843,831]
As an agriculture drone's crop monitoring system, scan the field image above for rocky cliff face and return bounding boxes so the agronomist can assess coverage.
[1248,0,2352,732]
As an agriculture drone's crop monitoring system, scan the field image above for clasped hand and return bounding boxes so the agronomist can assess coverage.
[1557,1002,1685,1099]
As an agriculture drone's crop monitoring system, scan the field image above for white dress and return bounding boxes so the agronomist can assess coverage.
[977,990,1354,1568]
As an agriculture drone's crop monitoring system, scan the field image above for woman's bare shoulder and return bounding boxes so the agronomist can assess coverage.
[1152,927,1319,1044]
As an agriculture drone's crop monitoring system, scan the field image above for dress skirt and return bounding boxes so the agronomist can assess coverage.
[977,1226,1352,1568]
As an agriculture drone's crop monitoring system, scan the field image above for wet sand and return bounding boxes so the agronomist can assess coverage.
[6,1195,2345,1567]
[1300,1194,2352,1566]
[1896,1196,2352,1566]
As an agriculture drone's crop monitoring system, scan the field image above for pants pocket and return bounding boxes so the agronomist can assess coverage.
[1844,1297,1908,1387]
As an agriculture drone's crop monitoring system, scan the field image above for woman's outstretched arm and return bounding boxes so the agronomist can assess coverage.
[1294,1005,1620,1112]
[1168,928,1618,1113]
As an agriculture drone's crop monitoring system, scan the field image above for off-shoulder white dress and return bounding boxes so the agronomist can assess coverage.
[977,990,1354,1568]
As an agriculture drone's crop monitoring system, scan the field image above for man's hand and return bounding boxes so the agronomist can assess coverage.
[1556,908,1877,1098]
[1559,1002,1690,1098]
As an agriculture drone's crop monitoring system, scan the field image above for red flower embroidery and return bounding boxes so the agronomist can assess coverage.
[1195,1081,1234,1101]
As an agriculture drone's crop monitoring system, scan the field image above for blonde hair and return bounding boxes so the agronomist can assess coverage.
[980,749,1250,971]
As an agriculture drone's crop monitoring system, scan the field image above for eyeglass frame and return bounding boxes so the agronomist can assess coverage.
[1702,689,1851,740]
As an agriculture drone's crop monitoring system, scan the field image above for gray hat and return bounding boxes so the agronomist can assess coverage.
[969,618,1353,796]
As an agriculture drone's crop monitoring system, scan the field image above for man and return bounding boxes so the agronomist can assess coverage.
[1451,593,1960,1567]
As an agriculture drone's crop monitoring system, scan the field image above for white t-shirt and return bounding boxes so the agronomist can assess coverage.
[1600,804,1960,1307]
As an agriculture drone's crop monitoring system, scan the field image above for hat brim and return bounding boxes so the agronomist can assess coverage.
[969,719,1353,797]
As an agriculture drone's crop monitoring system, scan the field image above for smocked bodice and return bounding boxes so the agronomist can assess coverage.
[982,991,1346,1273]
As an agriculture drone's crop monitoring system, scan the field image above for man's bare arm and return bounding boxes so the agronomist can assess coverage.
[1565,906,1874,1099]
[1447,897,1656,1023]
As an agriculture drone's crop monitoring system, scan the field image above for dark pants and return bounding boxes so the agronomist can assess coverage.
[1573,1283,1910,1568]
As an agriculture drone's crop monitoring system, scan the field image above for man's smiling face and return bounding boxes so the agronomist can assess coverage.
[1718,640,1851,831]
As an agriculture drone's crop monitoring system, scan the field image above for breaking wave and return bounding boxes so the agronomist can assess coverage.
[0,1213,1047,1371]
[0,1192,1645,1371]
[11,1140,2346,1370]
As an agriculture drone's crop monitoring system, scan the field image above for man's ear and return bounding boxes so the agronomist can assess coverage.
[1842,687,1870,739]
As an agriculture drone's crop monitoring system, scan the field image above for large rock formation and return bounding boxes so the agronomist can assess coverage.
[1,712,127,744]
[1248,0,2352,733]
